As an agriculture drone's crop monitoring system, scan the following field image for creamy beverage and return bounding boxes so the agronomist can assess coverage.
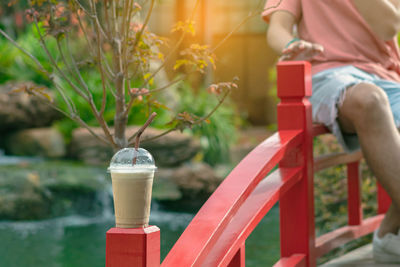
[109,148,156,228]
[110,168,154,228]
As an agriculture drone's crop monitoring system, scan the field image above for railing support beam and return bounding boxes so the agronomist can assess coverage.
[377,182,391,214]
[347,161,363,225]
[227,244,245,267]
[106,226,160,267]
[277,61,316,267]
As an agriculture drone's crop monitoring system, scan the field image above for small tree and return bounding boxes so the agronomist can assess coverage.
[1,0,277,151]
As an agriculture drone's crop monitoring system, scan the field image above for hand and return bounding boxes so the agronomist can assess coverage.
[279,40,324,61]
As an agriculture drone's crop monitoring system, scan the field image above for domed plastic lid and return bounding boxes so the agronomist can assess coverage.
[108,148,156,172]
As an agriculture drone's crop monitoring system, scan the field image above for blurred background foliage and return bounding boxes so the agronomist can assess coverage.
[313,135,377,263]
[0,9,239,165]
[0,0,380,213]
[176,83,239,165]
[0,2,385,262]
[0,24,52,86]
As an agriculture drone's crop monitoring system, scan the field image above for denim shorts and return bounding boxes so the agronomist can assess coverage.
[310,65,400,152]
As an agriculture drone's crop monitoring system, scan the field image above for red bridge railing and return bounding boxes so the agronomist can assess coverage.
[105,61,392,267]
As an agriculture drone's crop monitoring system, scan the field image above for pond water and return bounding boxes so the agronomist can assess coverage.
[0,153,280,265]
[0,203,280,266]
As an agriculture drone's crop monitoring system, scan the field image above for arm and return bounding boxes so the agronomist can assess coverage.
[353,0,400,40]
[389,0,400,8]
[267,11,323,61]
[267,11,297,54]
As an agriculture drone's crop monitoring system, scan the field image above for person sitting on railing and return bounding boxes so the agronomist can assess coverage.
[263,0,400,263]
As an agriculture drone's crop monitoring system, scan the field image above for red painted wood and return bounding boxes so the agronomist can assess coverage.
[227,244,245,267]
[202,167,302,266]
[106,226,160,267]
[312,124,329,137]
[347,161,363,225]
[277,61,316,267]
[277,61,312,99]
[315,214,384,258]
[273,254,306,267]
[104,61,390,267]
[161,130,302,267]
[377,182,391,214]
[314,151,362,172]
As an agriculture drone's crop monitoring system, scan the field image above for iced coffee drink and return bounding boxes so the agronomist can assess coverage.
[109,148,156,228]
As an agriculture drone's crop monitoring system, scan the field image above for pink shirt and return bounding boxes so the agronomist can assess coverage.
[263,0,400,82]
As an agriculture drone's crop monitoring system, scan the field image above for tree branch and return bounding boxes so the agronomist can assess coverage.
[131,0,155,52]
[128,86,231,146]
[38,94,111,147]
[103,0,111,37]
[74,1,114,81]
[121,0,134,76]
[56,38,92,97]
[74,1,95,54]
[128,127,175,147]
[139,0,201,89]
[0,28,49,76]
[85,0,110,40]
[87,98,117,148]
[65,34,93,97]
[42,13,115,148]
[53,77,77,114]
[90,2,108,116]
[212,0,283,52]
[32,17,89,101]
[200,89,230,123]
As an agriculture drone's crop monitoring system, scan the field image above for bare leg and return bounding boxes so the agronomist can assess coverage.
[338,83,400,237]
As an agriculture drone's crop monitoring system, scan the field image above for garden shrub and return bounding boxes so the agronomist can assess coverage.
[313,134,377,263]
[176,83,240,166]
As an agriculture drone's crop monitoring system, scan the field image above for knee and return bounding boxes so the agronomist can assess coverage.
[342,83,389,123]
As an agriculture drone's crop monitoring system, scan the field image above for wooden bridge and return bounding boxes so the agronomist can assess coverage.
[105,61,393,267]
[321,244,398,266]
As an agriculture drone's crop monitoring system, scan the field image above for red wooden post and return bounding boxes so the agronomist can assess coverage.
[227,244,245,267]
[347,161,363,225]
[277,61,316,267]
[106,226,160,267]
[377,182,391,214]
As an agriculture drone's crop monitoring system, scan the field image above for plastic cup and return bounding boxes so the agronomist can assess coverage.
[108,148,156,228]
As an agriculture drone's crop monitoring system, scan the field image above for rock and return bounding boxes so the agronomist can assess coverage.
[0,162,108,220]
[156,162,222,201]
[0,160,224,220]
[4,128,66,158]
[152,175,182,201]
[69,127,201,166]
[0,192,51,220]
[0,82,61,133]
[153,163,224,211]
